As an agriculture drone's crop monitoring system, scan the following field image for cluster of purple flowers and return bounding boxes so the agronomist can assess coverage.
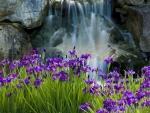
[1,49,150,113]
[79,64,150,113]
[0,49,94,98]
[82,77,101,95]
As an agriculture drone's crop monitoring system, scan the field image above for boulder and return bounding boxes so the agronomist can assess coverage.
[0,0,23,17]
[50,28,66,47]
[108,43,145,72]
[106,19,145,71]
[0,0,49,29]
[117,0,144,6]
[0,23,32,62]
[30,15,61,49]
[124,5,150,52]
[38,47,64,58]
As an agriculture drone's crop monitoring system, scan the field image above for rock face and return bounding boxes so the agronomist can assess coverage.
[0,0,23,17]
[38,47,64,58]
[0,23,32,61]
[50,28,66,47]
[109,43,145,70]
[105,18,145,71]
[117,0,144,6]
[124,5,150,52]
[0,0,49,29]
[108,35,145,72]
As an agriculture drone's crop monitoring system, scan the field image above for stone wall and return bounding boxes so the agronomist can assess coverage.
[0,0,49,61]
[113,0,150,53]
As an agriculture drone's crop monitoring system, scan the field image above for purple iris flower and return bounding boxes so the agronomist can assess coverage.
[73,66,80,75]
[34,77,43,87]
[140,80,150,89]
[82,87,87,93]
[33,66,42,73]
[32,54,41,59]
[80,53,91,59]
[95,108,109,113]
[90,85,99,94]
[79,102,92,110]
[114,67,118,71]
[0,59,10,66]
[0,76,3,82]
[0,70,3,75]
[16,84,22,88]
[118,106,125,111]
[3,77,11,83]
[46,58,53,64]
[99,74,107,79]
[107,71,120,78]
[84,78,96,84]
[23,55,31,61]
[125,70,135,76]
[106,78,113,84]
[141,99,150,107]
[141,66,150,73]
[59,75,68,81]
[9,62,16,69]
[128,70,135,75]
[121,90,138,105]
[76,58,86,66]
[52,76,57,81]
[103,99,117,112]
[145,91,150,96]
[6,92,13,97]
[122,90,133,97]
[135,90,146,100]
[92,68,102,73]
[114,84,124,92]
[104,57,114,64]
[68,50,77,55]
[57,71,68,81]
[29,59,36,65]
[26,67,34,74]
[30,49,38,54]
[7,73,17,79]
[9,60,22,69]
[23,77,30,85]
[117,98,125,106]
[45,65,56,72]
[82,65,91,72]
[43,48,46,52]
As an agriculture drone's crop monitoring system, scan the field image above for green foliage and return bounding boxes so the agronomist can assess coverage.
[0,50,150,113]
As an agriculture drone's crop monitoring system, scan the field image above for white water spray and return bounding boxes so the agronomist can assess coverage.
[48,0,112,80]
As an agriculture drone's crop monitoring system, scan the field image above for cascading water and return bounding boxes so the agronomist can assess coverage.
[47,0,112,80]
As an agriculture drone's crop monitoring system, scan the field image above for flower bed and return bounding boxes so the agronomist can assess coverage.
[0,48,150,113]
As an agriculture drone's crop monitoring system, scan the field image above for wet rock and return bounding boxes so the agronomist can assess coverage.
[50,28,66,47]
[30,15,61,49]
[31,35,45,49]
[124,5,150,52]
[51,36,63,47]
[108,43,145,71]
[0,0,23,17]
[117,0,144,6]
[38,47,64,58]
[0,23,32,61]
[109,27,125,44]
[106,22,125,45]
[116,8,128,14]
[0,0,49,29]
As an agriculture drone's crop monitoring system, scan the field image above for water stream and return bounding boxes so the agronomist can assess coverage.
[47,0,112,80]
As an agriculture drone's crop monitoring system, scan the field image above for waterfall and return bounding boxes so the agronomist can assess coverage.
[47,0,112,80]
